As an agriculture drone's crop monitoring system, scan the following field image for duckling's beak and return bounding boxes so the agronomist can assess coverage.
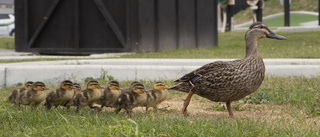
[267,30,286,40]
[118,87,123,90]
[98,86,104,89]
[144,89,149,92]
[71,86,77,89]
[44,87,49,90]
[164,86,170,89]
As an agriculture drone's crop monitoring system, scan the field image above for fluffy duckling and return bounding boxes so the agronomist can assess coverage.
[16,82,49,110]
[111,83,148,117]
[73,83,81,93]
[99,80,122,108]
[67,80,104,111]
[144,81,169,111]
[44,80,75,109]
[121,81,140,93]
[8,81,33,104]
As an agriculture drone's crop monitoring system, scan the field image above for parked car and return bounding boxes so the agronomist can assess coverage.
[0,14,14,36]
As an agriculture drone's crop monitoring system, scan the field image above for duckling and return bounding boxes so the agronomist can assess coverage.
[99,80,122,108]
[16,82,49,110]
[168,22,286,118]
[144,81,169,111]
[67,80,104,111]
[111,83,148,117]
[44,80,75,109]
[72,83,82,93]
[7,81,33,104]
[121,81,140,93]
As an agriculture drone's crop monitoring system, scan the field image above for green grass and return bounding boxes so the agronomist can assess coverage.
[234,0,318,24]
[1,31,319,64]
[242,14,318,28]
[0,37,14,49]
[263,14,318,28]
[1,77,320,136]
[120,31,320,59]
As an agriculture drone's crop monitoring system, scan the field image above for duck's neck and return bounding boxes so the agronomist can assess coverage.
[245,37,259,58]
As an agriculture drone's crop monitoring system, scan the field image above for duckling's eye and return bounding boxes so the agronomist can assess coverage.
[90,84,98,86]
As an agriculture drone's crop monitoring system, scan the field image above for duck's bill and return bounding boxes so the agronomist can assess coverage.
[267,31,287,40]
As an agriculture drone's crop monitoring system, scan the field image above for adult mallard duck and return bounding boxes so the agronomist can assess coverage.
[168,22,286,118]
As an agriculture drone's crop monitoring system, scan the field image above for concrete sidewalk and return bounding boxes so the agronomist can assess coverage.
[1,58,320,88]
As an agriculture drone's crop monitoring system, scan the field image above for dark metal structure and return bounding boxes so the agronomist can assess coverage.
[284,0,290,26]
[15,0,218,54]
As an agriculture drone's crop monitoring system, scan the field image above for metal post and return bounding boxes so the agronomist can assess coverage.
[213,0,218,46]
[225,0,234,31]
[256,0,263,22]
[284,0,290,26]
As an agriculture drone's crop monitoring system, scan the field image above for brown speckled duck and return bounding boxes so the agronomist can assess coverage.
[16,82,49,110]
[111,83,148,117]
[44,80,75,109]
[8,81,33,104]
[168,22,286,118]
[144,81,169,111]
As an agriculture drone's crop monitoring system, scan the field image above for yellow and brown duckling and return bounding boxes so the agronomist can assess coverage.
[121,81,140,93]
[16,82,49,110]
[168,22,286,118]
[111,83,148,117]
[98,80,122,108]
[67,80,104,111]
[7,81,33,104]
[144,81,169,111]
[72,83,82,93]
[44,80,76,109]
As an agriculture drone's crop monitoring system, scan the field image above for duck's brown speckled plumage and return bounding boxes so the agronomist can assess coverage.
[169,22,286,117]
[171,55,265,102]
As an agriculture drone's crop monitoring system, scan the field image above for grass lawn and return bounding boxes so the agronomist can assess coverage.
[1,77,320,136]
[0,30,319,63]
[120,31,320,59]
[263,14,318,28]
[0,37,14,49]
[240,14,318,28]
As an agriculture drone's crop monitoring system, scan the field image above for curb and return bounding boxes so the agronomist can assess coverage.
[1,59,320,88]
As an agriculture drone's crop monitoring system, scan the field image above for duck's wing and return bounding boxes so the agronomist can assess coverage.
[176,61,233,82]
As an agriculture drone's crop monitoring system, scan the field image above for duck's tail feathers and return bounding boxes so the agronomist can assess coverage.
[166,82,192,93]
